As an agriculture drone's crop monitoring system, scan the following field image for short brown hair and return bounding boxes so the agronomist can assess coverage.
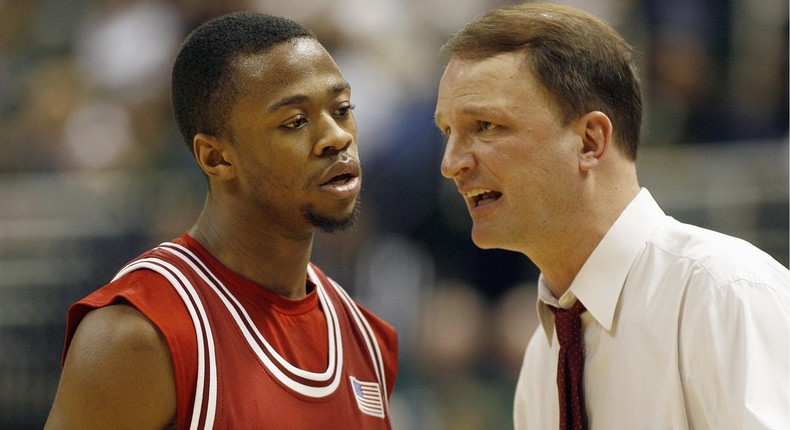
[442,2,642,160]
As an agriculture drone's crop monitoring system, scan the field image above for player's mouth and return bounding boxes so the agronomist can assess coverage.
[321,173,357,188]
[318,161,361,199]
[464,188,503,208]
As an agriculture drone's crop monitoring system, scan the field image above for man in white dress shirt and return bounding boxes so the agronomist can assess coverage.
[433,3,789,429]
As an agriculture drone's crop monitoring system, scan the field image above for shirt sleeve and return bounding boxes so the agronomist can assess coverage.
[679,277,790,429]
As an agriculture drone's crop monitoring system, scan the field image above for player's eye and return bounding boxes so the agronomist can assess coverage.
[334,103,355,117]
[283,116,308,130]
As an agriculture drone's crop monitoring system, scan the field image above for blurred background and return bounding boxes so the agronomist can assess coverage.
[0,0,786,428]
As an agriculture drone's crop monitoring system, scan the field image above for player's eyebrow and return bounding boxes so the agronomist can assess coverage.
[267,82,351,113]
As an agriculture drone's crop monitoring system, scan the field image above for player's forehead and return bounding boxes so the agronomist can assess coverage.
[230,39,349,110]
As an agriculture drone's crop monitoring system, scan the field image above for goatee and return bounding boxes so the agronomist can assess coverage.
[302,198,361,233]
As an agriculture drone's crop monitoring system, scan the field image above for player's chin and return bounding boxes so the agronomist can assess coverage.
[314,213,358,233]
[302,201,360,234]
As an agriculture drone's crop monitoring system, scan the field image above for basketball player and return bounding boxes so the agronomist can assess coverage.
[45,12,397,429]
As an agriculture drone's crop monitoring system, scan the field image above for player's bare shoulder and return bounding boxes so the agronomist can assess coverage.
[76,304,163,346]
[45,304,177,429]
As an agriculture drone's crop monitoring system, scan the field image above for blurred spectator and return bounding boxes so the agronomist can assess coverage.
[642,0,788,143]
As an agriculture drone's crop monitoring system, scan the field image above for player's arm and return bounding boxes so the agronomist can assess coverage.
[44,304,178,430]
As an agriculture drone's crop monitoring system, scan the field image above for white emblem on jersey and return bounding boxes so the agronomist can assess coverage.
[350,376,385,418]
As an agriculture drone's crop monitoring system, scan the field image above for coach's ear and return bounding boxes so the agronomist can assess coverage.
[577,111,612,172]
[193,133,236,180]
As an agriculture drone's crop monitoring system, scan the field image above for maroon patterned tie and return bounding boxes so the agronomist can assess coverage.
[550,300,588,430]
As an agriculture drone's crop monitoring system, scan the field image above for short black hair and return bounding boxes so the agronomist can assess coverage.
[171,12,316,150]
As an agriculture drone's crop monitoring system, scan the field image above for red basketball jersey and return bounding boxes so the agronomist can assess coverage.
[63,234,398,429]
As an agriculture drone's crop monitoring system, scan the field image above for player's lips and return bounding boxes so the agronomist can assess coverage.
[318,159,361,199]
[461,187,503,208]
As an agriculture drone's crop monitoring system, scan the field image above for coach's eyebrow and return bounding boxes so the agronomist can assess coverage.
[458,104,507,119]
[433,104,508,129]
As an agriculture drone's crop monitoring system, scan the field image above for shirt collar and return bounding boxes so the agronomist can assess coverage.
[537,188,666,344]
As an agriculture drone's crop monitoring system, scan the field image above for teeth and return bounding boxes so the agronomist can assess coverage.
[332,174,350,184]
[322,174,351,186]
[464,188,492,198]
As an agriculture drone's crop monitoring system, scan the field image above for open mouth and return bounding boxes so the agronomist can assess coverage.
[317,159,362,198]
[466,188,502,207]
[318,172,360,198]
[321,173,354,186]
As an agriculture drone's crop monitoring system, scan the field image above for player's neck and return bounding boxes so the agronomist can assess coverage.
[189,203,314,300]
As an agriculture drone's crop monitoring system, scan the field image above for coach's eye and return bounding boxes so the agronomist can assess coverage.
[479,121,496,131]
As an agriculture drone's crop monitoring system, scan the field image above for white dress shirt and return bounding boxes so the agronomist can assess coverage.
[514,188,790,429]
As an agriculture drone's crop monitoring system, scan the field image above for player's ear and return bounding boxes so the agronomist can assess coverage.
[193,133,236,180]
[577,111,612,172]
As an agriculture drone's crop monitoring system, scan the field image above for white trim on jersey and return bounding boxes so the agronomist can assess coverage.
[113,241,390,427]
[324,275,390,417]
[113,258,217,430]
[158,242,344,397]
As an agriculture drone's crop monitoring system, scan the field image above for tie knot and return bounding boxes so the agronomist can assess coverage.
[550,300,586,347]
